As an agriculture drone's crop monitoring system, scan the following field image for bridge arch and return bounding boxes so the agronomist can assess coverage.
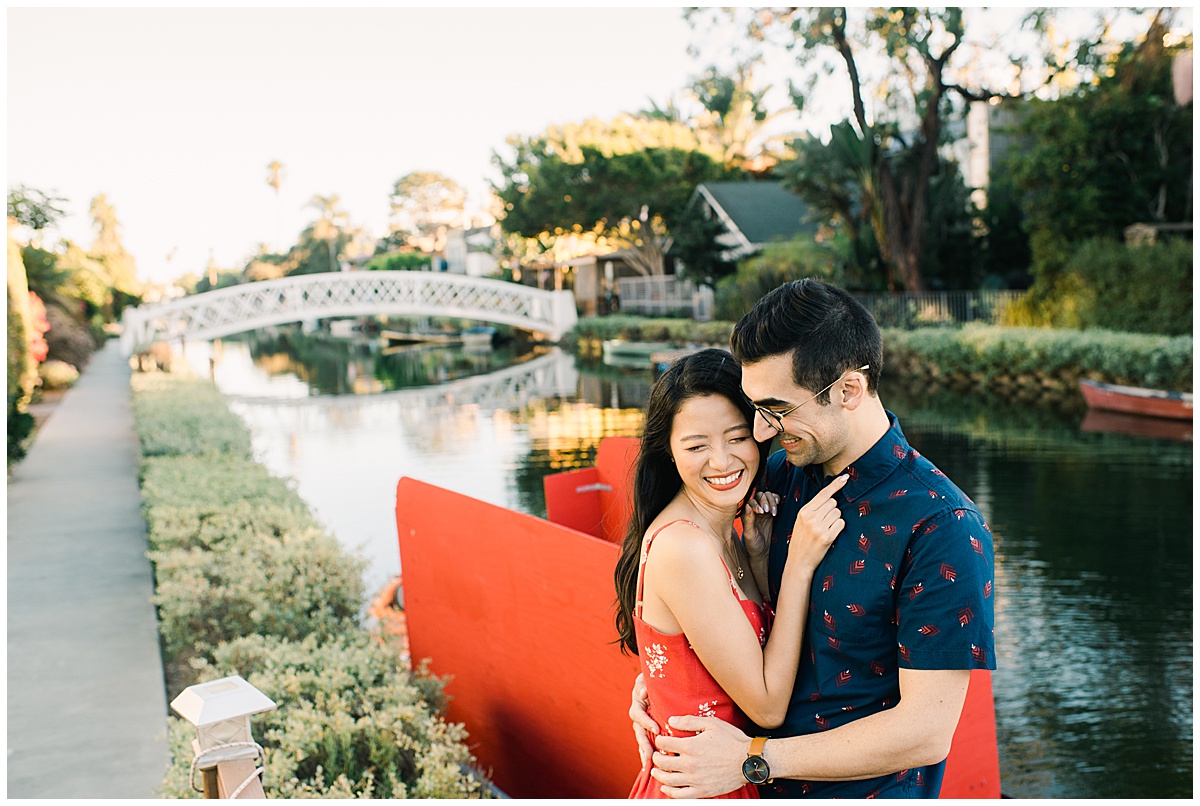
[120,271,578,354]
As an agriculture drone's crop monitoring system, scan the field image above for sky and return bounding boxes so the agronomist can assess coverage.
[8,6,1187,286]
[8,7,752,284]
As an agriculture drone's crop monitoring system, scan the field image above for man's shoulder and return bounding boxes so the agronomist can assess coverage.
[899,449,980,514]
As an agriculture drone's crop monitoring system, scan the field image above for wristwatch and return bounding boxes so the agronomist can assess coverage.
[741,736,771,785]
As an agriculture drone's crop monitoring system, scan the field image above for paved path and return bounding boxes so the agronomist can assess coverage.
[7,340,169,797]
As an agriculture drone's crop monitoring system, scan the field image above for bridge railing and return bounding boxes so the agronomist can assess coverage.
[121,271,578,354]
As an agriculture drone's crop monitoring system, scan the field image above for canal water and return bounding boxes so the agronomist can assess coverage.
[185,328,1193,799]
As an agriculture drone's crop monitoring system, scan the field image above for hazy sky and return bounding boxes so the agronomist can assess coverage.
[8,7,1185,286]
[8,7,751,283]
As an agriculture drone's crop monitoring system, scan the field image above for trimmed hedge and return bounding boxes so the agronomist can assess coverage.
[131,369,492,799]
[568,314,734,359]
[884,325,1192,396]
[567,316,1193,399]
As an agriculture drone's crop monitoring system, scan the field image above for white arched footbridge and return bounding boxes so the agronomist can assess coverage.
[120,271,577,354]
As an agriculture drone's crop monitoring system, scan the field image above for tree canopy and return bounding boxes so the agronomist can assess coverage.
[1007,11,1192,269]
[493,115,740,275]
[389,171,465,243]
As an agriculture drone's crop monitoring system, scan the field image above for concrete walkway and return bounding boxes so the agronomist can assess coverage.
[7,340,169,797]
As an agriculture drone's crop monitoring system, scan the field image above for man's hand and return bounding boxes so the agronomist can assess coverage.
[629,673,659,767]
[649,715,751,798]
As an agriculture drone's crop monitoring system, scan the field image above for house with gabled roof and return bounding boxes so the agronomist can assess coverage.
[682,180,819,263]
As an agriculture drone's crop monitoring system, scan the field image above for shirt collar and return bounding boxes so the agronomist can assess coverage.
[804,411,909,502]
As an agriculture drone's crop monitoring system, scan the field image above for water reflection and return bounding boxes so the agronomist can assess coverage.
[883,381,1193,799]
[188,332,1191,800]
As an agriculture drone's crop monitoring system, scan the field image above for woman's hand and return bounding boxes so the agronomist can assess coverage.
[784,474,848,574]
[741,490,780,560]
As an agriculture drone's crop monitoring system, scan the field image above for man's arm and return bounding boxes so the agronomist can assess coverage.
[649,668,970,798]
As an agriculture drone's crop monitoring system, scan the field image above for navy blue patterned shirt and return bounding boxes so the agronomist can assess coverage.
[758,412,996,799]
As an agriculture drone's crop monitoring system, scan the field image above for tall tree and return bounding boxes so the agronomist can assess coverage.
[1008,10,1192,270]
[687,60,791,171]
[266,161,284,251]
[704,6,1180,291]
[493,116,739,276]
[7,185,66,241]
[306,194,348,272]
[388,171,465,247]
[88,194,140,296]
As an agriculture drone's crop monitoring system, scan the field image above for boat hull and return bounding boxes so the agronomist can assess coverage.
[1078,379,1193,420]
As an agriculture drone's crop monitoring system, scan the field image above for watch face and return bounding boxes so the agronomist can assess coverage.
[742,755,770,785]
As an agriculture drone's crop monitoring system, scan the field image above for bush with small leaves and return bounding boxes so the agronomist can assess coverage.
[158,633,491,799]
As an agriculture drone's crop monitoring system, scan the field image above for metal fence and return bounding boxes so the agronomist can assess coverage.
[616,281,1020,328]
[852,290,1022,328]
[618,276,714,321]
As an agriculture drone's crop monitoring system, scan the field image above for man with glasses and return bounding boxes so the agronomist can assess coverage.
[629,278,996,798]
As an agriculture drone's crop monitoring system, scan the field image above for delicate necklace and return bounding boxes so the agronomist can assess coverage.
[728,533,746,580]
[695,518,746,580]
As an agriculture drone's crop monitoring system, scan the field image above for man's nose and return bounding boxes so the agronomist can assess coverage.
[752,415,778,443]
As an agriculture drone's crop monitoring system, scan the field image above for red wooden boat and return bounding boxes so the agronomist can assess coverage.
[1079,378,1193,420]
[394,437,1002,798]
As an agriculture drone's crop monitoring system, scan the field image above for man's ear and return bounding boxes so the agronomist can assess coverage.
[839,371,868,411]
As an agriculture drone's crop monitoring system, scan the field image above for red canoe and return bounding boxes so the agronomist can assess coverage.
[1078,379,1193,421]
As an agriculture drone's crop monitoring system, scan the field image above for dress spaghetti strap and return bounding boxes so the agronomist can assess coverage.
[635,519,743,619]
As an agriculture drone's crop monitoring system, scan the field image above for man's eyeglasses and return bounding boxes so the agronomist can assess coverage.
[748,365,870,433]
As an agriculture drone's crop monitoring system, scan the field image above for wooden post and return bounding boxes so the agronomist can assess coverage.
[215,759,265,799]
[201,767,219,798]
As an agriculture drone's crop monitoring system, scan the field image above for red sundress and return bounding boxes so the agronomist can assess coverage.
[629,520,774,799]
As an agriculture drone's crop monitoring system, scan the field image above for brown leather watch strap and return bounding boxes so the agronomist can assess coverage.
[749,736,768,757]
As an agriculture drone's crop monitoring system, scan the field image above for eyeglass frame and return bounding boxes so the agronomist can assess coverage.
[747,365,870,433]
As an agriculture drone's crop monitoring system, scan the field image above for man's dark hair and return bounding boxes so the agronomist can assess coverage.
[730,278,883,401]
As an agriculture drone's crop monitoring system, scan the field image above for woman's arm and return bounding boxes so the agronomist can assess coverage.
[646,476,847,728]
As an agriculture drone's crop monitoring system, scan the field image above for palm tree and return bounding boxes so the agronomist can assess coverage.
[307,194,349,272]
[266,161,284,251]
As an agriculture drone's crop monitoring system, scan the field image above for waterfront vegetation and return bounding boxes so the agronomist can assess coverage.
[131,369,491,798]
[569,317,1193,399]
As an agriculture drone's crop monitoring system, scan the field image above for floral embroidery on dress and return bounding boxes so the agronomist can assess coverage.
[697,700,718,718]
[644,643,669,678]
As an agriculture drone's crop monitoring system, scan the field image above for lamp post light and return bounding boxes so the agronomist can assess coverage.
[170,675,277,798]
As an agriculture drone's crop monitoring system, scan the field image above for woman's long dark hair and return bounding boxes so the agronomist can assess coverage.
[613,348,769,655]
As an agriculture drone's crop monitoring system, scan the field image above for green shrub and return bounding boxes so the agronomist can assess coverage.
[1003,238,1192,335]
[37,359,79,390]
[714,239,843,322]
[158,633,490,799]
[140,455,305,516]
[132,374,253,459]
[569,314,735,346]
[885,325,1192,393]
[133,365,494,798]
[1066,238,1192,335]
[149,525,365,660]
[44,301,101,370]
[365,251,432,272]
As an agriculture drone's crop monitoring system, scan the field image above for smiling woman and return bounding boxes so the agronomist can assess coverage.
[611,347,848,798]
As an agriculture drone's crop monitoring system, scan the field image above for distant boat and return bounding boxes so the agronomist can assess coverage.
[461,326,496,349]
[601,339,673,365]
[1078,378,1193,421]
[381,330,461,346]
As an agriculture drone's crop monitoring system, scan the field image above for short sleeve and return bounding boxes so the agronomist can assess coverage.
[894,506,996,670]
